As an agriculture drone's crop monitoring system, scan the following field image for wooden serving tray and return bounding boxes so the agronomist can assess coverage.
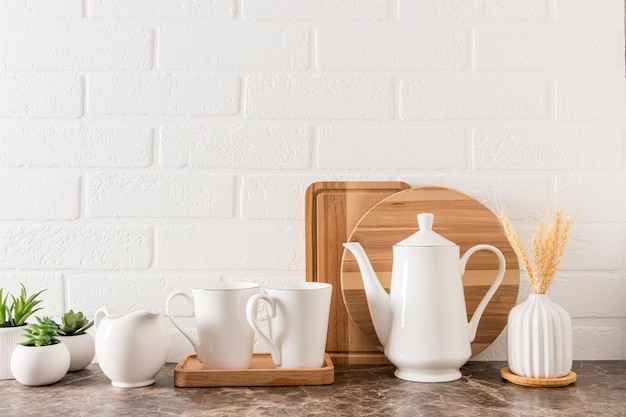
[174,354,334,387]
[305,181,410,364]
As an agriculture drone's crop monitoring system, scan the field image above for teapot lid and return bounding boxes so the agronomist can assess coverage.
[396,213,455,247]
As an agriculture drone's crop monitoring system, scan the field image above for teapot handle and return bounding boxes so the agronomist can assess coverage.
[460,244,506,343]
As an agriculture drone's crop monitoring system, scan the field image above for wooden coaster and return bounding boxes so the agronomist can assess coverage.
[501,367,577,387]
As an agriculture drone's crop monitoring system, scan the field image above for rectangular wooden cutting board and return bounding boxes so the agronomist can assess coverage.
[305,181,410,364]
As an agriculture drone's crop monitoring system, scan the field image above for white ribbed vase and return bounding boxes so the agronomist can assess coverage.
[0,326,26,379]
[508,294,573,379]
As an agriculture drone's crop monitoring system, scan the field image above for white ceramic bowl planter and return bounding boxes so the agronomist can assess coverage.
[10,343,70,386]
[59,333,95,372]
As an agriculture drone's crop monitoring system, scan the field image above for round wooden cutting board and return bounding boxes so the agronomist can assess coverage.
[340,187,520,357]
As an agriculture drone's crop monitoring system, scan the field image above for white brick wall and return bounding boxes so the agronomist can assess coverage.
[0,0,624,363]
[0,126,152,167]
[88,74,241,116]
[159,25,310,70]
[316,28,469,70]
[557,76,626,120]
[241,0,390,21]
[86,172,236,218]
[0,74,83,118]
[556,175,626,222]
[474,26,623,71]
[399,0,548,21]
[0,174,79,220]
[473,126,624,170]
[554,0,625,20]
[87,0,235,19]
[245,75,395,120]
[0,0,83,18]
[0,25,153,70]
[318,126,465,169]
[159,125,312,169]
[400,77,549,120]
[0,226,152,269]
[156,225,304,270]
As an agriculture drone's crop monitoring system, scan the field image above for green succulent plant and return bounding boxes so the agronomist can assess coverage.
[20,316,61,347]
[57,310,94,336]
[0,284,45,327]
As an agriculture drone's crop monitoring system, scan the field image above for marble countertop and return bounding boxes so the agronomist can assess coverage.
[0,361,624,417]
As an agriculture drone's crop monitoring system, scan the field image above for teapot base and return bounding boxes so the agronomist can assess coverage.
[394,368,462,383]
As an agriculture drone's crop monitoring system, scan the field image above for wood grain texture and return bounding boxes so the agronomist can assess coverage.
[305,181,410,364]
[500,367,577,387]
[341,186,520,357]
[174,354,334,387]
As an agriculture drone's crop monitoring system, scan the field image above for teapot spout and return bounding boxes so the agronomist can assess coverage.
[343,242,391,347]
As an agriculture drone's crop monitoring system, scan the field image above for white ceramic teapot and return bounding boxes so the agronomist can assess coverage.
[94,307,169,388]
[343,213,506,382]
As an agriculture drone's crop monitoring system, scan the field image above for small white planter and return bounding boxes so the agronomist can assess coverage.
[10,343,70,386]
[0,326,26,380]
[507,293,573,379]
[59,333,95,372]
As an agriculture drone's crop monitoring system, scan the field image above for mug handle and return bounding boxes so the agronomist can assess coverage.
[246,293,281,367]
[165,291,201,360]
[460,244,506,343]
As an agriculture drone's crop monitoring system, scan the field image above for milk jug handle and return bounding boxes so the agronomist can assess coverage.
[94,306,109,328]
[166,291,201,359]
[460,244,506,343]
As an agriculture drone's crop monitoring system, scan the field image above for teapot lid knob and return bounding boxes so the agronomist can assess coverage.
[396,212,455,247]
[417,213,434,231]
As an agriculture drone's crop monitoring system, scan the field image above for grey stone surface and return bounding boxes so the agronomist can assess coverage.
[0,361,624,416]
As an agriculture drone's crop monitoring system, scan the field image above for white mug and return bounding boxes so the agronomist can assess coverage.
[246,282,332,369]
[166,282,260,369]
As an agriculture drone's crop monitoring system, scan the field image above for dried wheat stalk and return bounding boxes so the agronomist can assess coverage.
[499,208,572,294]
